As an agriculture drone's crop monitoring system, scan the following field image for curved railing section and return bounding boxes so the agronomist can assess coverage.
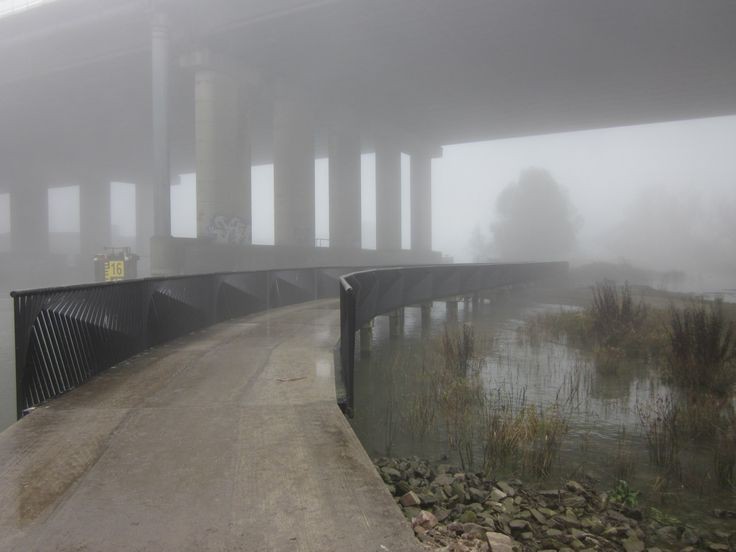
[338,262,568,413]
[11,262,567,420]
[10,267,351,418]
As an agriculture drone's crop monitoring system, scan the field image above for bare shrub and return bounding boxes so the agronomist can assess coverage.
[667,299,736,395]
[636,395,680,475]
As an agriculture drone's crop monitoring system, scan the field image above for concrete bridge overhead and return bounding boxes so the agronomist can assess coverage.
[1,0,735,282]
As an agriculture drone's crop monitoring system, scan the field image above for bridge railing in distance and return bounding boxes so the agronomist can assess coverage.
[10,267,352,419]
[338,262,568,414]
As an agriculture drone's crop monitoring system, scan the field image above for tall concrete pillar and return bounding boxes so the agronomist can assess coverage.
[136,180,154,276]
[360,320,373,356]
[195,69,251,240]
[446,300,459,322]
[273,96,314,247]
[375,142,401,251]
[421,302,432,333]
[389,308,404,337]
[410,151,432,252]
[80,179,110,262]
[11,183,47,255]
[328,131,361,249]
[151,9,170,238]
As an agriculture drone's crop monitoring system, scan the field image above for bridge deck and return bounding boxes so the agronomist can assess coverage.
[0,300,421,551]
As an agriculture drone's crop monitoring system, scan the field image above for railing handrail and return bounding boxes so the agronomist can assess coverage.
[9,265,369,298]
[11,261,567,421]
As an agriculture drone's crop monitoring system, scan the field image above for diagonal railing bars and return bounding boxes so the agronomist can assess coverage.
[10,267,350,419]
[11,262,566,419]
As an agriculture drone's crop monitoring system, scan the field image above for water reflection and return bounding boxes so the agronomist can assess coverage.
[349,289,736,528]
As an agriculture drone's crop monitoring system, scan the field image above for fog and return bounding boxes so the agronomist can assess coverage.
[1,0,736,434]
[433,115,736,290]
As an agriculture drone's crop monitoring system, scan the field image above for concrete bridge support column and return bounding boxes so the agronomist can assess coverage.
[389,308,404,338]
[136,181,154,277]
[375,142,401,251]
[329,131,361,249]
[421,302,432,332]
[360,320,373,356]
[151,9,170,239]
[11,183,47,255]
[472,293,481,311]
[194,69,251,240]
[273,96,315,247]
[410,150,432,252]
[446,300,458,322]
[80,179,110,264]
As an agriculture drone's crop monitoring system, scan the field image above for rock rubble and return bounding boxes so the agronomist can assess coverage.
[375,456,735,552]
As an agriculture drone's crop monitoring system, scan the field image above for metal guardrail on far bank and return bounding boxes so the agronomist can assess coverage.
[11,262,567,420]
[338,262,568,413]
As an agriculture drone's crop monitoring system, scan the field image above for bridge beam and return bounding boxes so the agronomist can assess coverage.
[273,95,315,247]
[328,130,361,249]
[194,68,251,240]
[375,140,401,251]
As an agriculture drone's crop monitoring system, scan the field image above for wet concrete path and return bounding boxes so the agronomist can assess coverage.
[0,300,421,551]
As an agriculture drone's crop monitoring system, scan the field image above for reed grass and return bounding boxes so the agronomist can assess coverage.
[408,325,570,478]
[636,395,681,475]
[667,299,736,395]
[713,411,736,489]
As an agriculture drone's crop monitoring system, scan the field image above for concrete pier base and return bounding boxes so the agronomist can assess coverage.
[389,308,404,338]
[420,302,432,332]
[472,293,481,311]
[360,321,373,356]
[446,300,458,322]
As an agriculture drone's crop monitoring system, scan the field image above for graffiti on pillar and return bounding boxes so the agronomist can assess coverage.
[205,215,251,245]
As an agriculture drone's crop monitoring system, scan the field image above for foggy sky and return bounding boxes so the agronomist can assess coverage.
[433,115,736,276]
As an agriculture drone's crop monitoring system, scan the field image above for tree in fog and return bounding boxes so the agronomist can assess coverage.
[469,225,491,262]
[491,168,578,261]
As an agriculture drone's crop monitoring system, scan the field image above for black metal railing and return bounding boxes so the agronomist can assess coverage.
[10,267,351,419]
[338,262,568,412]
[11,262,566,420]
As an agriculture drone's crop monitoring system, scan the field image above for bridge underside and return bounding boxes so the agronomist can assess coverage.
[0,0,735,282]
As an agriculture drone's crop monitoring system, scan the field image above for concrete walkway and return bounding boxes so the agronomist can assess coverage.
[0,300,422,552]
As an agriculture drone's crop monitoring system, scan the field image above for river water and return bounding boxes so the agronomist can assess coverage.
[349,290,736,531]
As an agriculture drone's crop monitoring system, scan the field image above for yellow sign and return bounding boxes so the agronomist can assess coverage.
[104,260,125,281]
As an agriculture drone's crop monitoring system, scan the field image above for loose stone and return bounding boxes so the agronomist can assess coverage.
[375,455,729,552]
[486,531,514,552]
[399,490,421,507]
